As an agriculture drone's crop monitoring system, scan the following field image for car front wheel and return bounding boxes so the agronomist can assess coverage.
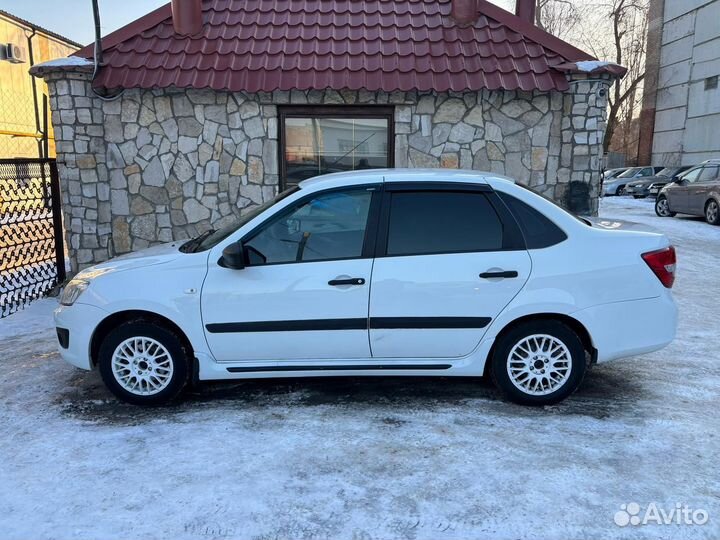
[490,321,587,406]
[616,185,626,196]
[98,320,192,405]
[655,196,676,217]
[706,199,720,225]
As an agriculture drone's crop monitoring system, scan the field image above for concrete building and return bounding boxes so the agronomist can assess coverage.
[31,0,624,271]
[638,0,720,166]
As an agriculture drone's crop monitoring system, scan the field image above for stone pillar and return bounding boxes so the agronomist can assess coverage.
[42,67,109,273]
[556,73,612,215]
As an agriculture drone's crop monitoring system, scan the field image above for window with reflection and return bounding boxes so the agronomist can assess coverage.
[280,107,393,188]
[244,188,373,265]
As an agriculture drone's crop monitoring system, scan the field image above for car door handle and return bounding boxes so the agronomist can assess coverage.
[479,270,518,279]
[328,277,366,286]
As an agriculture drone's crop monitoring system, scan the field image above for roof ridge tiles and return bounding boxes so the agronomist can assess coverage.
[77,0,593,93]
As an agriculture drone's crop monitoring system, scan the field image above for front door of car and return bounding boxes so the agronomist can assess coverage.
[368,184,531,359]
[201,186,380,362]
[667,167,702,213]
[688,165,720,215]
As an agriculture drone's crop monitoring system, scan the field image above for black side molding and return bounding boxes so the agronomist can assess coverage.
[369,317,491,329]
[226,364,452,373]
[206,317,491,333]
[206,319,367,333]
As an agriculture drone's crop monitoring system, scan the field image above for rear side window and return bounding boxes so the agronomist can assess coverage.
[699,166,720,182]
[498,192,567,249]
[385,191,503,256]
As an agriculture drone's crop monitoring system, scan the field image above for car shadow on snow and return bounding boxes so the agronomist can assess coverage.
[56,363,644,425]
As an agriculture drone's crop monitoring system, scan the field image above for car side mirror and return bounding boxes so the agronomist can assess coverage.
[220,241,246,270]
[673,177,683,184]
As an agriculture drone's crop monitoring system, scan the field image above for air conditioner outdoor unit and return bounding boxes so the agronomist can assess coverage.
[3,43,25,64]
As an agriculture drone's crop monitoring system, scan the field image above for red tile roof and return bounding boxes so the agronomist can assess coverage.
[75,0,595,93]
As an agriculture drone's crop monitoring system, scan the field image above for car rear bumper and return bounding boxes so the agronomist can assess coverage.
[53,302,108,370]
[573,293,677,363]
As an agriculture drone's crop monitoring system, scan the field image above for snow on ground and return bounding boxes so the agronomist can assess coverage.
[1,197,718,540]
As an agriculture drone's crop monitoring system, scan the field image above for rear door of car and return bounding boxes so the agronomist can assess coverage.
[367,182,531,359]
[688,165,720,215]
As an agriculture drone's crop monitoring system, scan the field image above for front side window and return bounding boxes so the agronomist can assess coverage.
[385,191,503,256]
[194,187,299,251]
[280,107,393,189]
[244,189,372,265]
[680,167,703,183]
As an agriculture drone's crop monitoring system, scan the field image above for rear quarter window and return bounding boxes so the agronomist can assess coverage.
[497,192,568,249]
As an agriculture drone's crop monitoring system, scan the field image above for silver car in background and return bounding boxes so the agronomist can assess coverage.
[602,166,663,196]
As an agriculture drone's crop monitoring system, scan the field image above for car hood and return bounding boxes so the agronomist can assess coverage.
[75,242,184,279]
[585,217,662,235]
[627,176,670,187]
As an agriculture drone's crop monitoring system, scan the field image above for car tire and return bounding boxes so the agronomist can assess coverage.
[616,185,626,196]
[490,320,587,406]
[98,320,192,406]
[655,196,676,217]
[705,199,720,225]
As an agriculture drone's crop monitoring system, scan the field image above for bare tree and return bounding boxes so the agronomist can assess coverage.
[535,0,581,39]
[577,0,648,153]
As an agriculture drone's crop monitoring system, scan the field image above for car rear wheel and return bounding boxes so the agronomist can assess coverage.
[490,320,587,406]
[705,199,720,225]
[616,185,626,196]
[655,196,675,217]
[98,320,192,405]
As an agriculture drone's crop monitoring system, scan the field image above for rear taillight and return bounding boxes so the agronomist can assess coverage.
[642,246,676,288]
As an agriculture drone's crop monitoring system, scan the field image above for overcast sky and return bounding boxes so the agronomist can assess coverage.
[1,0,515,47]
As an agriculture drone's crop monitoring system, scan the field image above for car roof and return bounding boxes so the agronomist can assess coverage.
[298,168,515,190]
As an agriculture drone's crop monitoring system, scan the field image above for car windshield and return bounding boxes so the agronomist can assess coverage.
[656,167,678,177]
[191,187,300,252]
[617,167,642,178]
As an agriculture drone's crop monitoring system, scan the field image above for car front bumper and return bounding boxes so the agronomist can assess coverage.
[627,185,655,197]
[53,302,109,370]
[573,292,677,363]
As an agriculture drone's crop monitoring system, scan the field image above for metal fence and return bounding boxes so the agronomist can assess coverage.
[0,158,65,318]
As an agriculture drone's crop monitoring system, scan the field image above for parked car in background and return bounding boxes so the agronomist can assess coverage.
[54,169,678,407]
[655,160,720,225]
[602,167,629,182]
[625,166,693,198]
[602,166,664,196]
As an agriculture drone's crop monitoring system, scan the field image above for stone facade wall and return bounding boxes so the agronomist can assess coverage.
[42,68,610,271]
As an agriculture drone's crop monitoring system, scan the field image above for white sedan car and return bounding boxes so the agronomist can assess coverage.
[55,170,678,406]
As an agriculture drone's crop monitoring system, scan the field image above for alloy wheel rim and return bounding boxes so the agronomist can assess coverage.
[506,334,572,396]
[111,337,174,396]
[657,198,670,216]
[708,201,718,222]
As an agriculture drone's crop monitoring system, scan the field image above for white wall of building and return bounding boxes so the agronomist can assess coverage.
[652,0,720,165]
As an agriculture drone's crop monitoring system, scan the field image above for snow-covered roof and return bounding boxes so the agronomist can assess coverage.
[29,56,94,77]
